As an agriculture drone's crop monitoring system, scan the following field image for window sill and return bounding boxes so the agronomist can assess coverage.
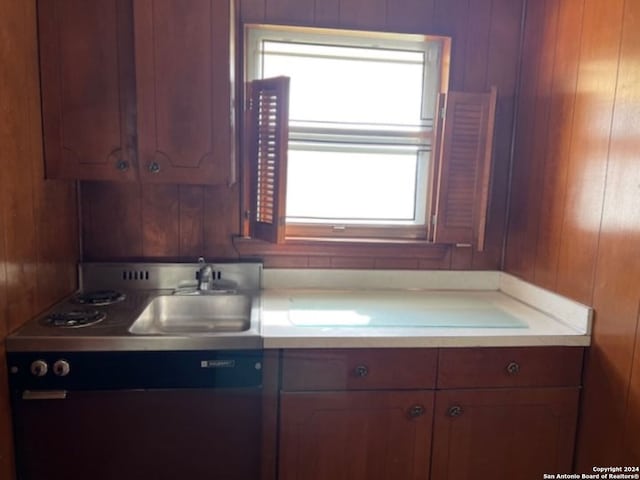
[232,236,452,262]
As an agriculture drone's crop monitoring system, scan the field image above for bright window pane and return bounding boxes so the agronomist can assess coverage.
[262,41,425,126]
[286,146,429,224]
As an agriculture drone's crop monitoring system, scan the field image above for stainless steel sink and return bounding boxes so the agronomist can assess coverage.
[129,294,255,335]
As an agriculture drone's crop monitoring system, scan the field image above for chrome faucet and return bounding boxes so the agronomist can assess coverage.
[197,258,214,291]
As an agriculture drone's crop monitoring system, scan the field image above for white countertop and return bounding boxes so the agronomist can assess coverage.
[259,270,592,349]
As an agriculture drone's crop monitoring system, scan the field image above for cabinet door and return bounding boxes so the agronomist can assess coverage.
[38,0,137,181]
[133,0,233,185]
[431,388,580,480]
[279,390,434,480]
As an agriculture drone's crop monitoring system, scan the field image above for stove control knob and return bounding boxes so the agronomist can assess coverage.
[30,360,48,377]
[53,360,71,377]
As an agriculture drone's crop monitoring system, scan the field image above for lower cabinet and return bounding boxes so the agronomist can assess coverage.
[431,387,580,480]
[274,347,584,480]
[279,391,434,480]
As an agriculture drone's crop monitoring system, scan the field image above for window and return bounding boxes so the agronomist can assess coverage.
[243,25,497,250]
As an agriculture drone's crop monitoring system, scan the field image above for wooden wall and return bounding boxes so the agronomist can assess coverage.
[0,1,80,478]
[81,0,525,270]
[4,0,638,473]
[505,0,640,468]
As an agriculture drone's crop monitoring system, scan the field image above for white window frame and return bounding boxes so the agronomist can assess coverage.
[244,24,450,240]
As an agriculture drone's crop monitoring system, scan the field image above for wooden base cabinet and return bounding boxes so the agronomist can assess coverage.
[431,388,580,480]
[277,349,439,480]
[279,391,434,480]
[274,347,583,480]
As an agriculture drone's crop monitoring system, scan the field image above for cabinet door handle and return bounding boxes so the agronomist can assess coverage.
[506,361,521,375]
[115,159,129,171]
[148,161,161,174]
[447,405,463,417]
[407,404,425,418]
[353,365,369,377]
[108,149,128,173]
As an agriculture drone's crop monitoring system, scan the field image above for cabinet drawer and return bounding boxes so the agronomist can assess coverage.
[437,347,584,388]
[282,349,437,391]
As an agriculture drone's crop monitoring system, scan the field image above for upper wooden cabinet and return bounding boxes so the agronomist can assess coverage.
[133,0,233,184]
[38,0,137,181]
[38,0,234,185]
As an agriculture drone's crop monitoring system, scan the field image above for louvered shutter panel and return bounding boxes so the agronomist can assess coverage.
[248,77,290,243]
[433,87,497,251]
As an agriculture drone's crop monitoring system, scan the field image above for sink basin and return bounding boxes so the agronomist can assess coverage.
[129,294,254,335]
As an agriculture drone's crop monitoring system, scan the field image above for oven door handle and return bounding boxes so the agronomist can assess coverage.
[22,390,68,400]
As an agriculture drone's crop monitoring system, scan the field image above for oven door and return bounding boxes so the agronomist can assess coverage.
[12,388,261,480]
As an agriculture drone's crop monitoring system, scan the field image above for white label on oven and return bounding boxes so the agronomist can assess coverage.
[200,360,236,369]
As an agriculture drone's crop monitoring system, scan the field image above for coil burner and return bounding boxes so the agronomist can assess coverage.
[43,310,107,328]
[73,290,126,306]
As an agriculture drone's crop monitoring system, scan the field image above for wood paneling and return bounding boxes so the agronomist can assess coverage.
[505,0,546,279]
[385,0,435,34]
[338,0,386,30]
[433,0,469,90]
[522,0,560,282]
[0,0,80,478]
[576,0,640,466]
[80,182,143,260]
[141,184,181,257]
[82,0,525,270]
[505,0,640,468]
[476,0,523,270]
[265,0,315,25]
[178,186,205,257]
[532,0,584,289]
[554,0,622,304]
[203,184,242,260]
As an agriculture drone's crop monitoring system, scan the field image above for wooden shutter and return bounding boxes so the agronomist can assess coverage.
[433,87,497,251]
[248,77,290,243]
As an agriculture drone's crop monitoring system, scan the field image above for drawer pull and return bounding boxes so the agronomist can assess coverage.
[408,404,425,418]
[506,361,521,375]
[353,365,369,377]
[447,405,463,417]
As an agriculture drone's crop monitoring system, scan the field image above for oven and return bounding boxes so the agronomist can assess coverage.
[7,349,262,480]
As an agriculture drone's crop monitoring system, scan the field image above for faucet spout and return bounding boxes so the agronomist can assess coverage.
[197,258,214,291]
